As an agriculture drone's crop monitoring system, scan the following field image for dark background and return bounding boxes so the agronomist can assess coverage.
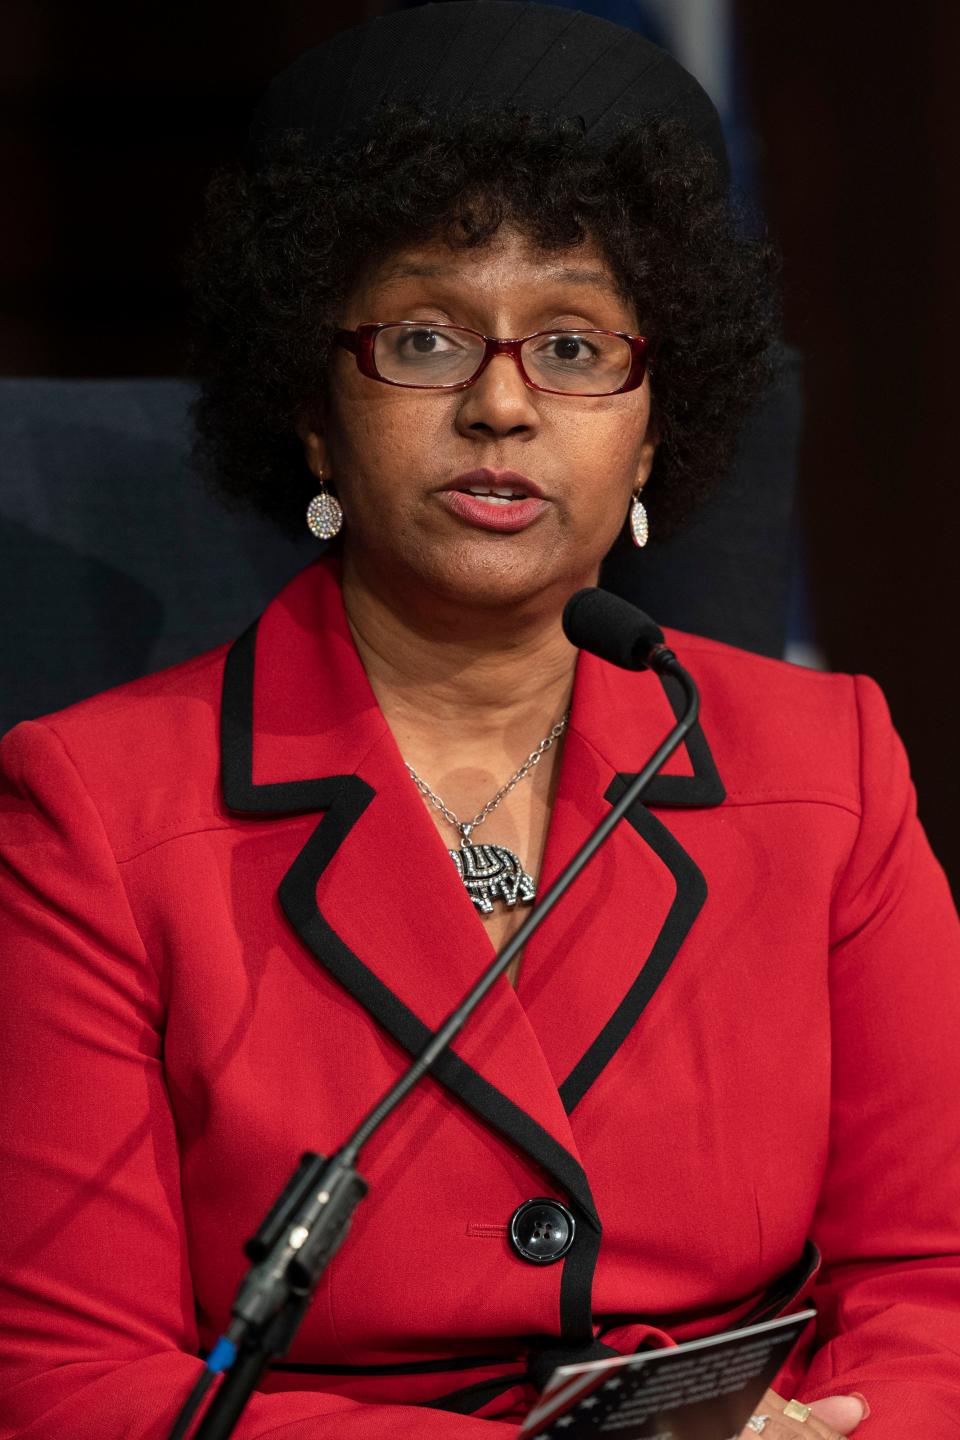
[2,1,957,885]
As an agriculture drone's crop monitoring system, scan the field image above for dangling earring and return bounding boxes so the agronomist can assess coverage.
[630,489,649,548]
[306,471,343,540]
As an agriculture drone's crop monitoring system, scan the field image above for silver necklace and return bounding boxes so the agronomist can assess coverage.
[405,712,569,915]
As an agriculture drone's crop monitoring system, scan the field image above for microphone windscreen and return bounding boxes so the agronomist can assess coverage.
[563,588,665,671]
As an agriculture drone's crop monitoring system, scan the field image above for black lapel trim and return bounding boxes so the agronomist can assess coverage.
[738,1240,821,1326]
[279,821,600,1231]
[558,792,707,1115]
[220,622,601,1345]
[559,1211,602,1343]
[221,622,373,819]
[269,1351,517,1377]
[424,1334,620,1414]
[524,1335,619,1394]
[639,672,726,808]
[424,1374,525,1415]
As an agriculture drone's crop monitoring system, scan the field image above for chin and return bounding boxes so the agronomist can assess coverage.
[404,532,599,615]
[346,514,609,618]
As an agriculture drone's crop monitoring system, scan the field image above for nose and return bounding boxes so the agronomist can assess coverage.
[454,352,541,440]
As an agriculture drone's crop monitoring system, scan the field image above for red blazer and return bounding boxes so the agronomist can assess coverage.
[1,558,958,1439]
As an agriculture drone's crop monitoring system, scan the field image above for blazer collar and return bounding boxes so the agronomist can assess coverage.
[222,557,725,809]
[221,559,725,1342]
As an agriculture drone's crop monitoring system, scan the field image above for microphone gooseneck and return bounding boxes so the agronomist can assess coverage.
[174,589,700,1440]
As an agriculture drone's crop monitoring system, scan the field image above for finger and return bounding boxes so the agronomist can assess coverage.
[740,1416,844,1440]
[808,1395,866,1433]
[738,1417,843,1440]
[761,1388,858,1440]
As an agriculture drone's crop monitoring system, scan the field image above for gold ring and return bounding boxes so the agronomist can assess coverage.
[783,1399,812,1422]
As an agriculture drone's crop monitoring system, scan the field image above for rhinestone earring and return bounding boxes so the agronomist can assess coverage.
[630,490,649,548]
[306,472,343,540]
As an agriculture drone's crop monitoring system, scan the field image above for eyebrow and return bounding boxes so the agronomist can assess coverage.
[378,261,621,294]
[542,266,621,293]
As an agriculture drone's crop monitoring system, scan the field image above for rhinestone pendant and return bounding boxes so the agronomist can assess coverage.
[630,494,649,548]
[449,842,536,915]
[306,490,343,540]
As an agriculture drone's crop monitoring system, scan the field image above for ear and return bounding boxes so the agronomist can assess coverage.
[635,409,659,491]
[294,409,329,482]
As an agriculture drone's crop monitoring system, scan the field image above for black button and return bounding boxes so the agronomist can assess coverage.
[509,1199,576,1265]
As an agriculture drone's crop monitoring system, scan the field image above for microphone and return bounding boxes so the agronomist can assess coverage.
[563,588,670,673]
[175,590,700,1440]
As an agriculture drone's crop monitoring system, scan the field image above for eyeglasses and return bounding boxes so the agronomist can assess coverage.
[333,322,650,396]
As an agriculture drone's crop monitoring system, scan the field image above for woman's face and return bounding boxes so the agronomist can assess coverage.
[299,225,657,613]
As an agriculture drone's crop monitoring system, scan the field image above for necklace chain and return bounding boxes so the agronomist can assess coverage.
[405,711,570,842]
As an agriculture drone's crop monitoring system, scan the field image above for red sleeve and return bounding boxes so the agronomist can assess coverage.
[792,675,960,1434]
[0,720,516,1439]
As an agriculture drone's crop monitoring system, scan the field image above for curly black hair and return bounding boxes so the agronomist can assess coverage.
[184,103,779,539]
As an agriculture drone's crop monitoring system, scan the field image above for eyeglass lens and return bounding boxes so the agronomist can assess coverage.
[372,324,633,393]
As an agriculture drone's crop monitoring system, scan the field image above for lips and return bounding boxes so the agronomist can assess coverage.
[448,468,545,501]
[437,468,549,533]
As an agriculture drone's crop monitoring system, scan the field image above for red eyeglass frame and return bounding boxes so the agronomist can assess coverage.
[333,322,651,396]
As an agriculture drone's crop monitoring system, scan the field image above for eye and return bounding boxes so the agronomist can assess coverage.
[397,327,463,355]
[373,324,482,384]
[537,332,602,364]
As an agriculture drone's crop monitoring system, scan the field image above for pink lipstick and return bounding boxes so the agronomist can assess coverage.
[437,468,548,533]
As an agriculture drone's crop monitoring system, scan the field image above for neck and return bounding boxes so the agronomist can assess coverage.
[340,554,584,747]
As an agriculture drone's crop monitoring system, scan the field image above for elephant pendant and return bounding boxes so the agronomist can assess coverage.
[449,841,536,914]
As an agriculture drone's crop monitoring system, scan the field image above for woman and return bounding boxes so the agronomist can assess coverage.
[1,5,958,1439]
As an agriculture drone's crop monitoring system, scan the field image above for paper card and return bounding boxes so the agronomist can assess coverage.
[519,1308,815,1440]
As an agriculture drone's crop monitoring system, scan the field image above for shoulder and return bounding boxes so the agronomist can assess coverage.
[0,560,343,859]
[662,626,900,815]
[0,642,230,859]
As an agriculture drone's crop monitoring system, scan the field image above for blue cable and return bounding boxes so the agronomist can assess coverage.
[205,1337,238,1374]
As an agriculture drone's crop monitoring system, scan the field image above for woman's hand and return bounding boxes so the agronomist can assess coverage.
[739,1389,867,1438]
